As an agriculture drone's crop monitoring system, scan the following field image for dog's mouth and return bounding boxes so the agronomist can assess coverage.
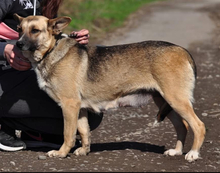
[28,46,37,52]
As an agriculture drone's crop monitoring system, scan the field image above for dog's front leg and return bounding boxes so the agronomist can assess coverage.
[47,98,81,158]
[74,109,91,156]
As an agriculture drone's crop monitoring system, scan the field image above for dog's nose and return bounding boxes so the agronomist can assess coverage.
[16,41,24,49]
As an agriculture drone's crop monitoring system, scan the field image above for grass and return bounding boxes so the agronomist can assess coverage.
[59,0,163,42]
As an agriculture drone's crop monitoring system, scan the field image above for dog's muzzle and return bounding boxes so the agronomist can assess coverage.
[16,41,24,49]
[16,40,36,51]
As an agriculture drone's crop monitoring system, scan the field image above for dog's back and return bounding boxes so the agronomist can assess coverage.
[86,41,196,83]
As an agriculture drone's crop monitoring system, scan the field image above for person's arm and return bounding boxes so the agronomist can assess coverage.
[0,0,13,21]
[0,42,7,60]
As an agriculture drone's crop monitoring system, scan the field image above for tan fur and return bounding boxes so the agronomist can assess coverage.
[13,14,205,162]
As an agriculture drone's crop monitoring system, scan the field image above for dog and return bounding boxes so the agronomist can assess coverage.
[13,14,205,162]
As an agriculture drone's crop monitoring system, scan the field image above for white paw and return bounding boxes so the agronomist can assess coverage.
[47,150,67,158]
[185,150,201,162]
[47,150,59,157]
[73,147,90,156]
[164,149,182,156]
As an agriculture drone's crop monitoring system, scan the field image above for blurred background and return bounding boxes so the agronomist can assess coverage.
[58,0,163,43]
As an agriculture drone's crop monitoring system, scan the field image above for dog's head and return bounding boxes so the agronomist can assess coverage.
[13,14,71,62]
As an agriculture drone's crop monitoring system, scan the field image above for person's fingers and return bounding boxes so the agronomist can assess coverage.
[70,29,90,45]
[9,56,31,71]
[4,44,31,71]
[73,29,89,37]
[69,32,78,38]
[78,39,89,45]
[75,35,89,41]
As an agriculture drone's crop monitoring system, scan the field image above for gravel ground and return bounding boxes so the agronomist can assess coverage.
[0,0,220,172]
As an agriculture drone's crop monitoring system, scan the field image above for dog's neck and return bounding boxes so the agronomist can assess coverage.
[35,33,64,64]
[41,35,59,60]
[32,33,77,70]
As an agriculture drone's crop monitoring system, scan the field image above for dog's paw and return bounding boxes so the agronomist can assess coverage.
[47,150,67,158]
[185,150,201,162]
[164,149,182,156]
[73,147,90,156]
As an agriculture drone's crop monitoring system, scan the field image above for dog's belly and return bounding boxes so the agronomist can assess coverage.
[81,93,152,113]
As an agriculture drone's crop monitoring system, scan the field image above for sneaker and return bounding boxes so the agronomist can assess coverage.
[0,130,26,151]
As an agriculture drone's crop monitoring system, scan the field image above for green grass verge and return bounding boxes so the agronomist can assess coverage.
[59,0,164,41]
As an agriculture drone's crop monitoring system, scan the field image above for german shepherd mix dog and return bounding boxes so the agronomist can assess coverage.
[14,14,205,162]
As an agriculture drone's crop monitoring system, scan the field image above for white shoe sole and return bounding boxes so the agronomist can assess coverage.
[0,143,24,151]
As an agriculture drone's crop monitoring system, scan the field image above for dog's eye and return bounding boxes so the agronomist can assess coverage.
[31,29,40,34]
[17,25,22,32]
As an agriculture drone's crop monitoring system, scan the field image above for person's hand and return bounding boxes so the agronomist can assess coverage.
[69,29,90,45]
[4,44,31,71]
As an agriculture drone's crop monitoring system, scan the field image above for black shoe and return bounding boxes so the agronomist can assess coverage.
[21,131,62,149]
[0,130,26,151]
[21,131,81,149]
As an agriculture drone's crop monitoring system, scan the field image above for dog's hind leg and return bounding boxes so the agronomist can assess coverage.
[164,111,189,157]
[74,109,91,156]
[153,95,188,157]
[163,93,205,162]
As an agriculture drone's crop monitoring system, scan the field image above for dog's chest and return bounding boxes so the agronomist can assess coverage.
[35,67,50,90]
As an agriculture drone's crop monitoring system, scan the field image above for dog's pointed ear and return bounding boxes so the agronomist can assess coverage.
[48,17,72,35]
[13,13,24,24]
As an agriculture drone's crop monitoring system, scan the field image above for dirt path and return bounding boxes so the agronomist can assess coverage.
[101,0,219,49]
[1,0,220,172]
